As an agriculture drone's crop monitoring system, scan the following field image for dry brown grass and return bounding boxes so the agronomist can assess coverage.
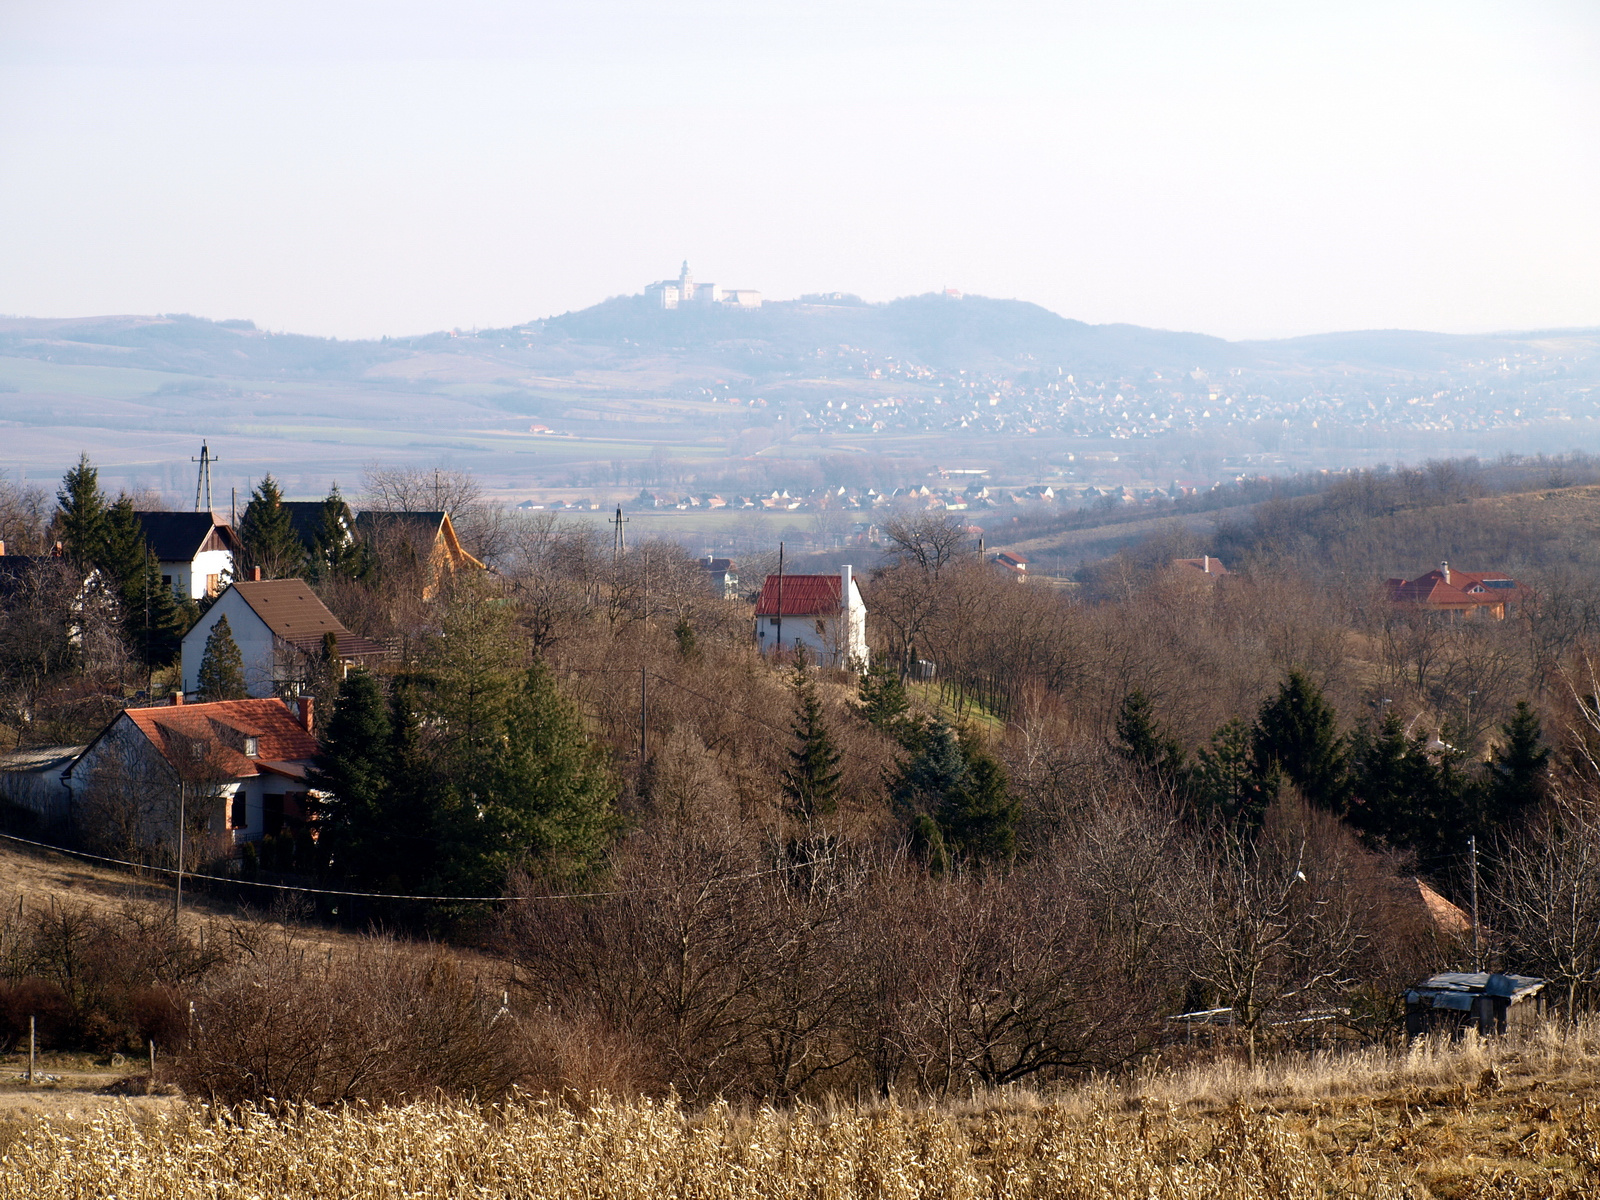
[7,1022,1600,1197]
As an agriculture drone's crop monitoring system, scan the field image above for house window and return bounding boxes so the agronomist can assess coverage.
[161,574,173,589]
[770,617,780,626]
[263,794,285,837]
[205,573,221,596]
[243,736,259,757]
[815,620,825,635]
[230,792,247,830]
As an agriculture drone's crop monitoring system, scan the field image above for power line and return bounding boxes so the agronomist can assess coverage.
[0,829,821,905]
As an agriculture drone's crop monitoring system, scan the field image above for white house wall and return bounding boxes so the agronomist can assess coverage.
[181,590,280,698]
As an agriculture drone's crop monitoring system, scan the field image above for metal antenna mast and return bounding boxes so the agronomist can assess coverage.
[191,442,216,512]
[611,505,628,562]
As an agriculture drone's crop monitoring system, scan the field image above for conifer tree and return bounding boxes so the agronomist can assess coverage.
[674,615,699,660]
[195,614,246,701]
[859,661,915,745]
[890,721,968,821]
[99,497,148,595]
[940,732,1019,863]
[127,550,189,667]
[782,656,843,820]
[1115,689,1187,780]
[1189,717,1274,827]
[1252,671,1348,813]
[306,484,369,583]
[309,670,397,883]
[54,453,107,568]
[1486,701,1550,830]
[238,474,302,579]
[483,662,619,881]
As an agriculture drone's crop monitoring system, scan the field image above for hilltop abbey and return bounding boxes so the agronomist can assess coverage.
[645,261,762,310]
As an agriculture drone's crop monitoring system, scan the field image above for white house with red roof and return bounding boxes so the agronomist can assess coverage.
[754,565,869,669]
[1386,561,1529,620]
[65,696,321,849]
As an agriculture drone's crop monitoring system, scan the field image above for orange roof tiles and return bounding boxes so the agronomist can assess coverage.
[121,698,319,778]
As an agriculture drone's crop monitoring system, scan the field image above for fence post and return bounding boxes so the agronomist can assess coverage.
[27,1014,35,1083]
[149,1038,156,1082]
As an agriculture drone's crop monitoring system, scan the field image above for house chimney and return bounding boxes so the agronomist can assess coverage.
[1203,554,1209,574]
[0,540,6,556]
[1441,560,1450,585]
[171,691,184,706]
[252,566,263,582]
[297,695,314,733]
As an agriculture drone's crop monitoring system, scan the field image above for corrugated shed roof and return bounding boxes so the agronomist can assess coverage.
[120,698,319,778]
[0,745,85,773]
[755,574,842,617]
[231,580,389,657]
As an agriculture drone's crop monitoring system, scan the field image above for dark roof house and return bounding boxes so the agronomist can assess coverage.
[132,511,240,599]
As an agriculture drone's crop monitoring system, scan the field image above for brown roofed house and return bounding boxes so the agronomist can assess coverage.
[180,578,390,699]
[1387,561,1528,620]
[353,511,485,599]
[1173,555,1229,579]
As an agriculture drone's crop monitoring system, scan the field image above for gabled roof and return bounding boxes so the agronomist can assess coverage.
[755,574,843,617]
[117,697,319,779]
[132,511,240,561]
[280,500,353,552]
[1173,556,1228,577]
[353,510,485,570]
[1387,568,1525,607]
[228,579,389,657]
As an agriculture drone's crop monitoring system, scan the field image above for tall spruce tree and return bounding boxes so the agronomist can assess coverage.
[890,721,968,820]
[238,475,302,579]
[99,497,148,595]
[54,453,107,568]
[1189,717,1275,827]
[858,661,915,745]
[1252,671,1348,813]
[782,657,843,820]
[1115,689,1187,781]
[306,484,369,583]
[941,732,1019,864]
[128,550,189,667]
[195,614,247,701]
[1486,701,1550,831]
[309,670,397,884]
[483,662,619,881]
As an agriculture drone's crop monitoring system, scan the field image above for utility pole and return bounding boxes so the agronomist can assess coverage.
[1469,834,1480,972]
[774,541,785,656]
[639,668,648,767]
[174,782,186,929]
[191,442,216,511]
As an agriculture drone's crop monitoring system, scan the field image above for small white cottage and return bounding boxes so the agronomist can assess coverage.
[754,565,869,669]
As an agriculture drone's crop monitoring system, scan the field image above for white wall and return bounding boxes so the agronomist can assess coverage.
[181,588,279,698]
[158,548,235,600]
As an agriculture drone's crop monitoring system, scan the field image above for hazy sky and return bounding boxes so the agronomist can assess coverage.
[2,0,1596,340]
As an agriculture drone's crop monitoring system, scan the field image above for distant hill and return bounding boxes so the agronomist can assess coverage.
[4,301,1594,384]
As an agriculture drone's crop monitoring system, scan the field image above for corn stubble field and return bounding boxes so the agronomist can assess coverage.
[7,1025,1600,1199]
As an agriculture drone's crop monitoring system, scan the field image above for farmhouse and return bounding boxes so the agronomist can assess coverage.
[754,566,869,669]
[181,577,389,699]
[133,511,241,600]
[354,510,485,599]
[1387,561,1529,619]
[64,695,320,850]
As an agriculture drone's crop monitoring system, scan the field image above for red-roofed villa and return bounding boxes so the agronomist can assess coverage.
[1386,561,1529,620]
[755,565,869,669]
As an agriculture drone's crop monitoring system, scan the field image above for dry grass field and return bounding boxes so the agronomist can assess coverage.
[5,1023,1600,1198]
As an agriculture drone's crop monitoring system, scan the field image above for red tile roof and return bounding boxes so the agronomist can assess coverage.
[755,574,843,617]
[1387,569,1525,608]
[121,698,319,779]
